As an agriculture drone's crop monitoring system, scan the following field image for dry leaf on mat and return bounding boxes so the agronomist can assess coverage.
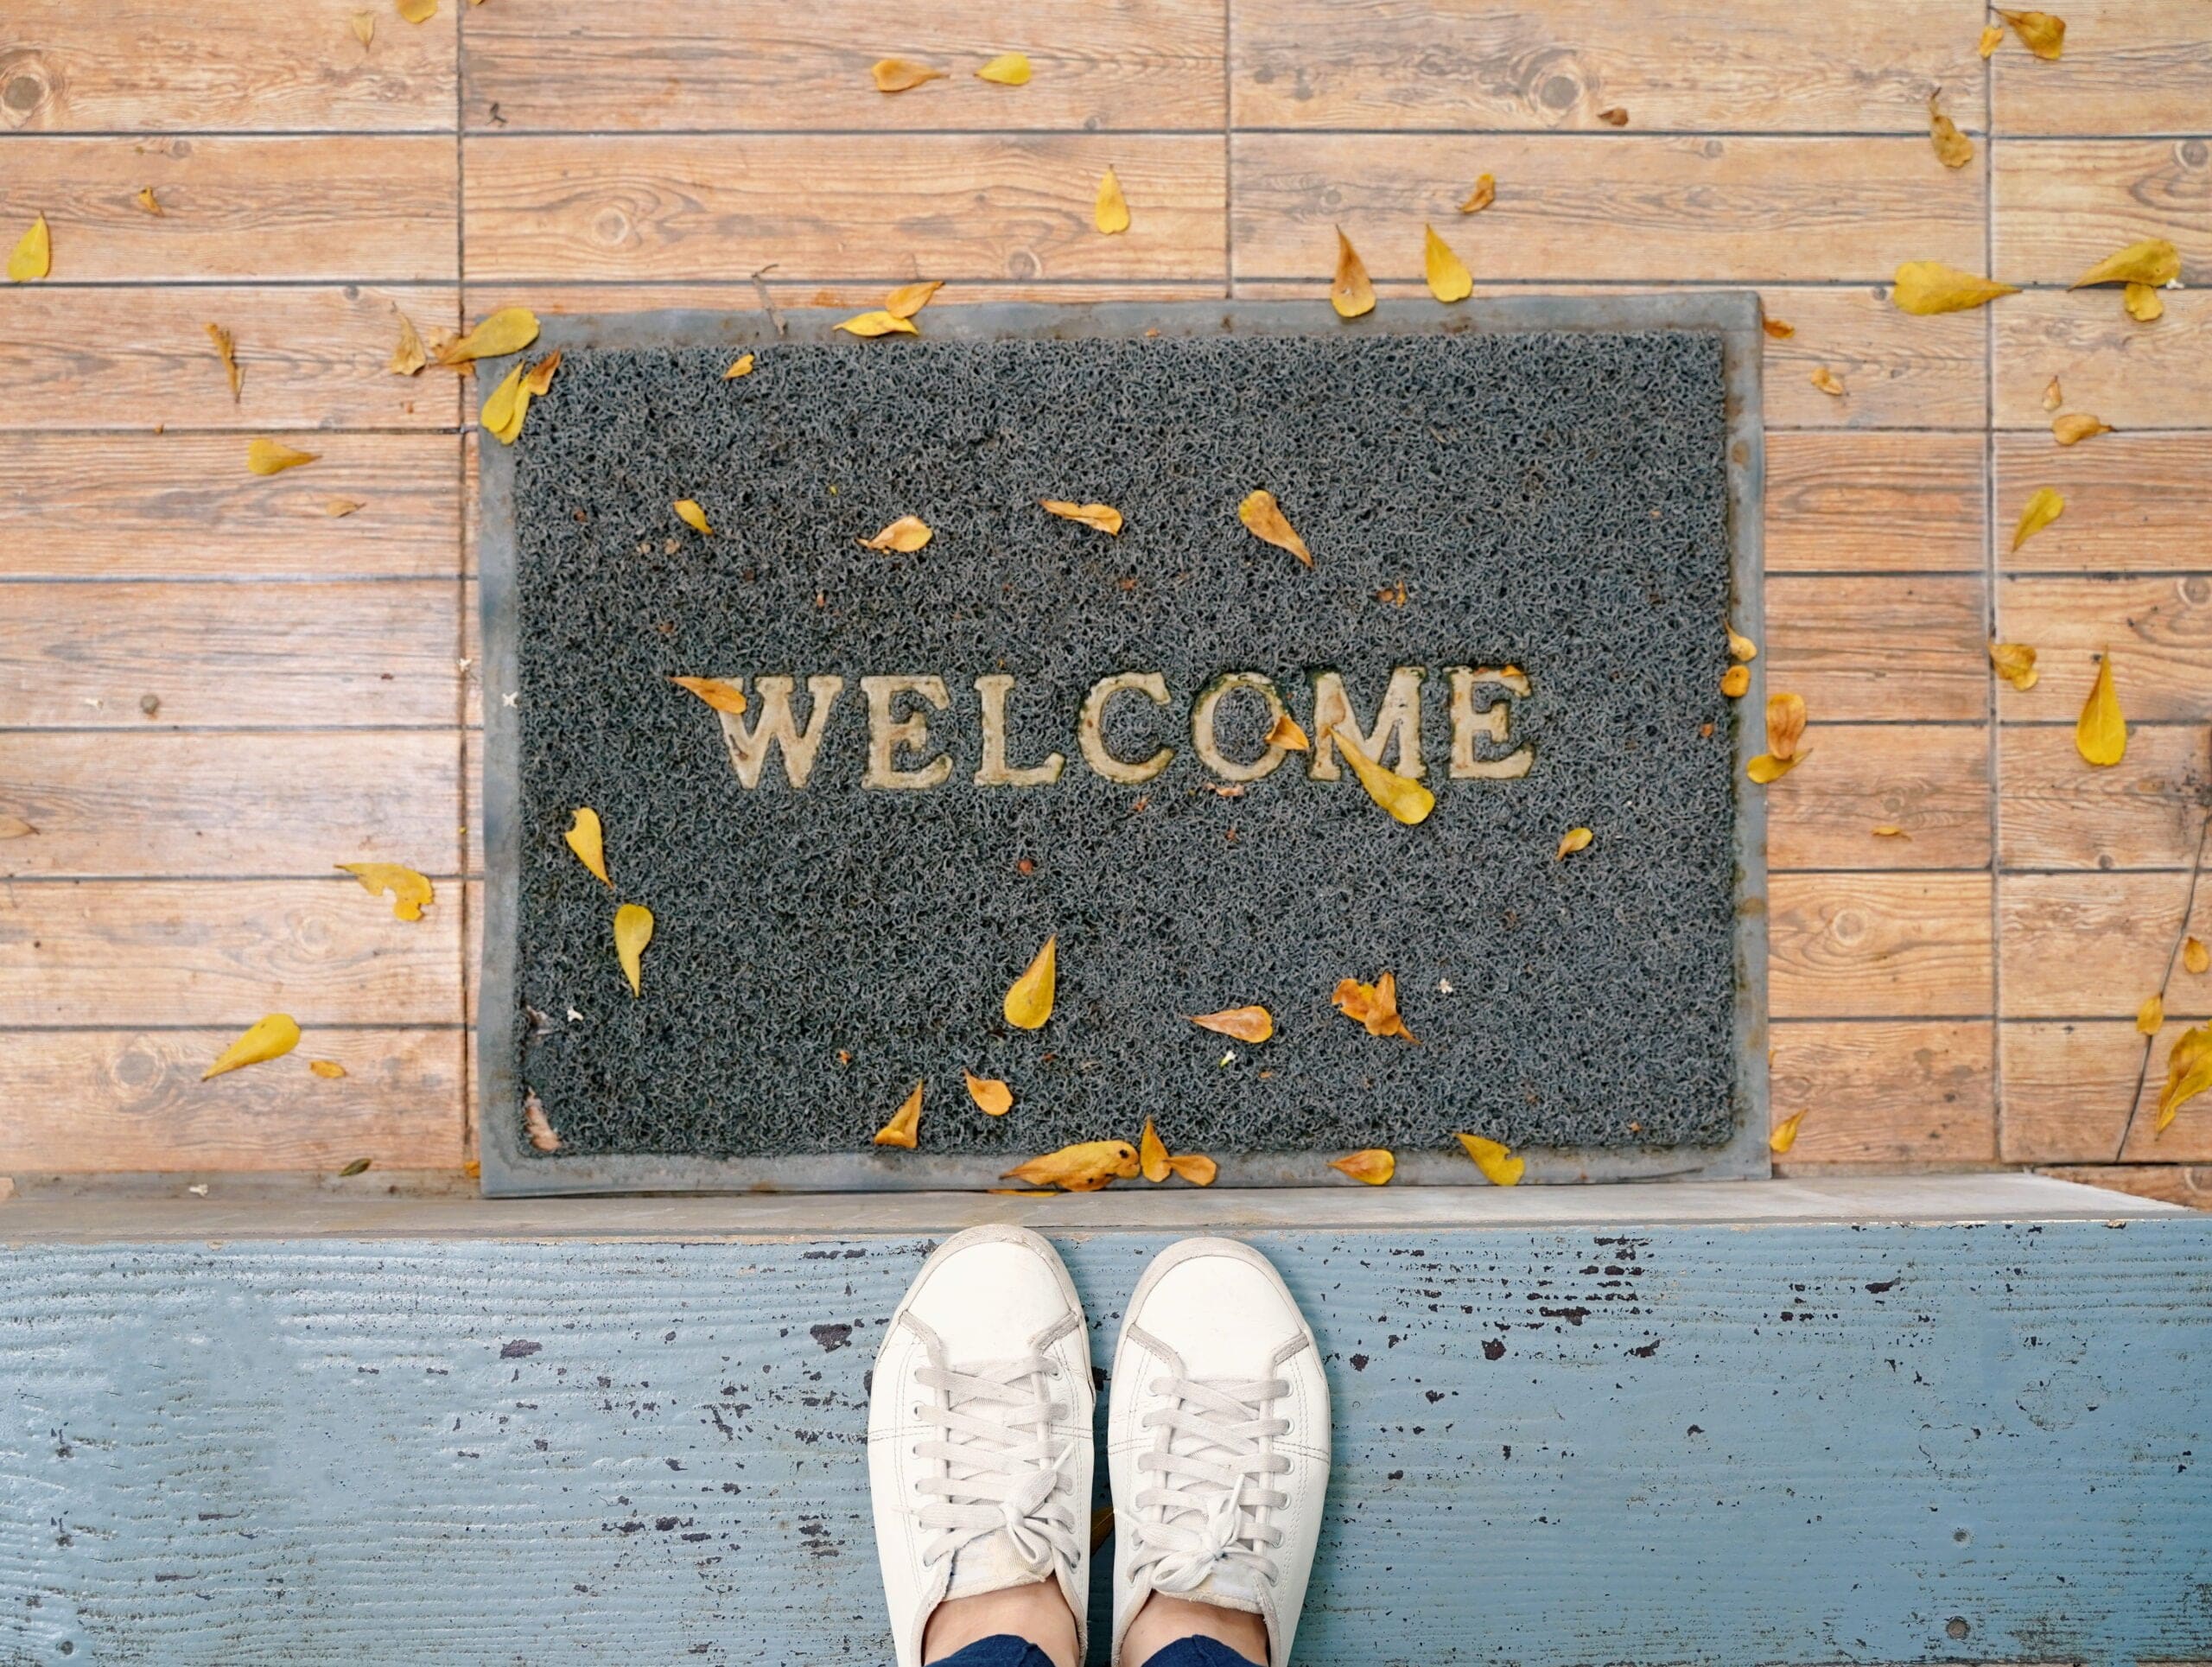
[1334,973,1416,1043]
[1332,726,1435,825]
[2075,654,2126,767]
[524,1090,562,1152]
[1191,1006,1274,1044]
[1331,1148,1395,1185]
[964,1072,1014,1117]
[1238,490,1313,567]
[1456,1132,1523,1186]
[674,499,713,535]
[723,353,755,379]
[614,903,654,997]
[1040,500,1123,535]
[337,862,434,921]
[1555,826,1593,861]
[1002,1140,1140,1191]
[1267,713,1312,751]
[883,280,944,321]
[836,310,919,338]
[203,1014,300,1080]
[1720,665,1751,697]
[1004,935,1058,1030]
[874,1082,923,1148]
[859,514,932,552]
[671,676,749,715]
[565,806,611,886]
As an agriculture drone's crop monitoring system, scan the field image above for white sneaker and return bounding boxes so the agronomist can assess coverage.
[868,1225,1096,1667]
[1107,1238,1330,1667]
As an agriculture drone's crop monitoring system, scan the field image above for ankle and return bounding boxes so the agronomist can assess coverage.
[1122,1593,1268,1667]
[923,1580,1080,1667]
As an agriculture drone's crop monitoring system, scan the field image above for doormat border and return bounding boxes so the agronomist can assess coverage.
[475,296,1770,1197]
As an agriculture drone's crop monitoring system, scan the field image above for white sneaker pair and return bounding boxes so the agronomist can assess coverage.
[868,1227,1331,1667]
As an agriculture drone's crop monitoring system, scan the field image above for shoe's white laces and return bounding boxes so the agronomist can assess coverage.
[913,1352,1080,1577]
[1129,1374,1290,1593]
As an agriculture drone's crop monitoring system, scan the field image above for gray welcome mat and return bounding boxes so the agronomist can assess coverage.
[477,298,1767,1194]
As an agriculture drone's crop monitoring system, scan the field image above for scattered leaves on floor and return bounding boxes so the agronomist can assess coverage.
[836,309,919,338]
[206,323,241,403]
[1748,690,1808,783]
[1998,10,2064,58]
[674,498,713,535]
[2044,377,2063,411]
[1459,174,1495,214]
[136,187,163,216]
[1332,726,1435,825]
[1891,262,2019,315]
[1004,934,1058,1030]
[397,0,436,21]
[874,1081,923,1148]
[203,1013,300,1080]
[1596,106,1629,126]
[1422,224,1471,303]
[1335,972,1416,1042]
[1720,665,1751,697]
[1237,489,1313,567]
[389,309,428,375]
[2158,1027,2212,1133]
[1989,641,2040,690]
[1331,1148,1395,1185]
[1331,226,1376,319]
[1770,1111,1805,1154]
[2012,487,2063,550]
[1040,499,1123,534]
[1267,713,1312,751]
[1809,366,1846,397]
[352,10,375,44]
[614,902,653,997]
[1872,824,1909,838]
[1191,1005,1274,1043]
[1456,1132,1523,1186]
[1096,167,1130,235]
[309,1059,347,1079]
[524,1090,562,1152]
[435,306,539,366]
[1762,316,1794,340]
[565,807,610,886]
[859,513,932,551]
[964,1071,1014,1116]
[1727,625,1758,662]
[483,350,559,445]
[2139,992,2165,1035]
[872,59,946,92]
[884,280,944,321]
[2052,411,2111,446]
[1002,1139,1140,1191]
[1928,92,1974,168]
[2186,937,2209,977]
[1166,1152,1217,1185]
[1140,1117,1170,1182]
[339,1155,373,1176]
[1555,826,1592,861]
[2071,238,2178,290]
[2075,653,2126,767]
[976,52,1030,85]
[338,862,434,921]
[8,213,50,283]
[723,353,755,379]
[1978,22,2004,55]
[2124,283,2165,322]
[247,437,318,475]
[671,676,749,715]
[327,498,364,517]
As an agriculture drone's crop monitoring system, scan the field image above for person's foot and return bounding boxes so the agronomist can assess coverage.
[869,1225,1095,1667]
[1108,1238,1329,1667]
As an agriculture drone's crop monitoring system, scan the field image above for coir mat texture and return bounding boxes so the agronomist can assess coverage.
[477,299,1767,1193]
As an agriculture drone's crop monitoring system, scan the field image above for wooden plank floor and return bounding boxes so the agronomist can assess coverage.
[2,0,2208,1196]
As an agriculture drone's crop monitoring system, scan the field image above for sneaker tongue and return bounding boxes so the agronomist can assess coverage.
[944,1530,1052,1604]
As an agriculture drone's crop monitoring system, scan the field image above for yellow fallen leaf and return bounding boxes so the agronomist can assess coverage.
[1422,224,1471,303]
[836,310,918,339]
[1167,1153,1217,1187]
[309,1059,347,1079]
[2185,937,2209,977]
[1331,1148,1395,1185]
[2073,239,2183,290]
[2075,652,2126,767]
[2158,1026,2212,1132]
[1727,625,1758,663]
[2124,283,2164,323]
[2044,376,2063,411]
[881,280,944,321]
[1191,1006,1274,1044]
[1999,9,2065,57]
[1928,92,1974,169]
[1746,752,1806,784]
[2139,992,2165,1035]
[481,360,530,445]
[1459,174,1495,214]
[1095,167,1130,235]
[1237,489,1313,567]
[2011,487,2063,550]
[613,902,653,997]
[674,498,713,535]
[247,437,318,475]
[522,351,560,397]
[564,807,610,886]
[874,1081,923,1148]
[671,675,748,715]
[397,0,435,20]
[1140,1117,1170,1183]
[872,58,947,92]
[351,10,375,45]
[325,499,365,517]
[1555,826,1592,861]
[1001,1139,1140,1192]
[1770,1110,1806,1154]
[1872,824,1910,838]
[1596,106,1629,126]
[1978,22,2004,56]
[1456,1132,1523,1187]
[976,52,1031,86]
[723,353,755,379]
[1334,973,1415,1043]
[1989,641,2040,690]
[1766,691,1807,761]
[435,306,539,366]
[524,1090,561,1152]
[339,1156,372,1177]
[136,186,163,216]
[1332,725,1435,825]
[1267,712,1311,751]
[859,514,932,552]
[1720,665,1751,698]
[964,1071,1014,1116]
[2053,411,2112,445]
[1809,366,1846,398]
[1040,499,1123,535]
[389,309,427,376]
[8,213,50,283]
[1331,226,1376,320]
[203,1013,301,1080]
[1891,262,2019,315]
[1004,934,1057,1030]
[1761,317,1795,340]
[337,861,434,921]
[206,322,241,403]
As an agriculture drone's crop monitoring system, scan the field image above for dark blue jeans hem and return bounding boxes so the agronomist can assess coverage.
[931,1634,1262,1667]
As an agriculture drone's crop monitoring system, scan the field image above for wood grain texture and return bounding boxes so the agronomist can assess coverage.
[1993,139,2212,288]
[461,0,1224,132]
[1998,722,2210,871]
[0,581,462,729]
[0,285,462,431]
[0,0,456,132]
[1769,1020,1995,1164]
[1991,0,2212,137]
[1997,576,2212,722]
[0,1028,464,1172]
[0,434,462,581]
[1999,871,2212,1020]
[1764,723,1990,871]
[0,879,460,1027]
[1765,432,1984,573]
[2001,1019,2212,1162]
[463,135,1229,283]
[1768,873,1993,1020]
[0,730,461,879]
[1231,135,1984,283]
[1231,0,1988,133]
[2038,1163,2212,1208]
[0,137,456,283]
[1993,289,2212,429]
[1763,576,1988,722]
[1993,432,2212,575]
